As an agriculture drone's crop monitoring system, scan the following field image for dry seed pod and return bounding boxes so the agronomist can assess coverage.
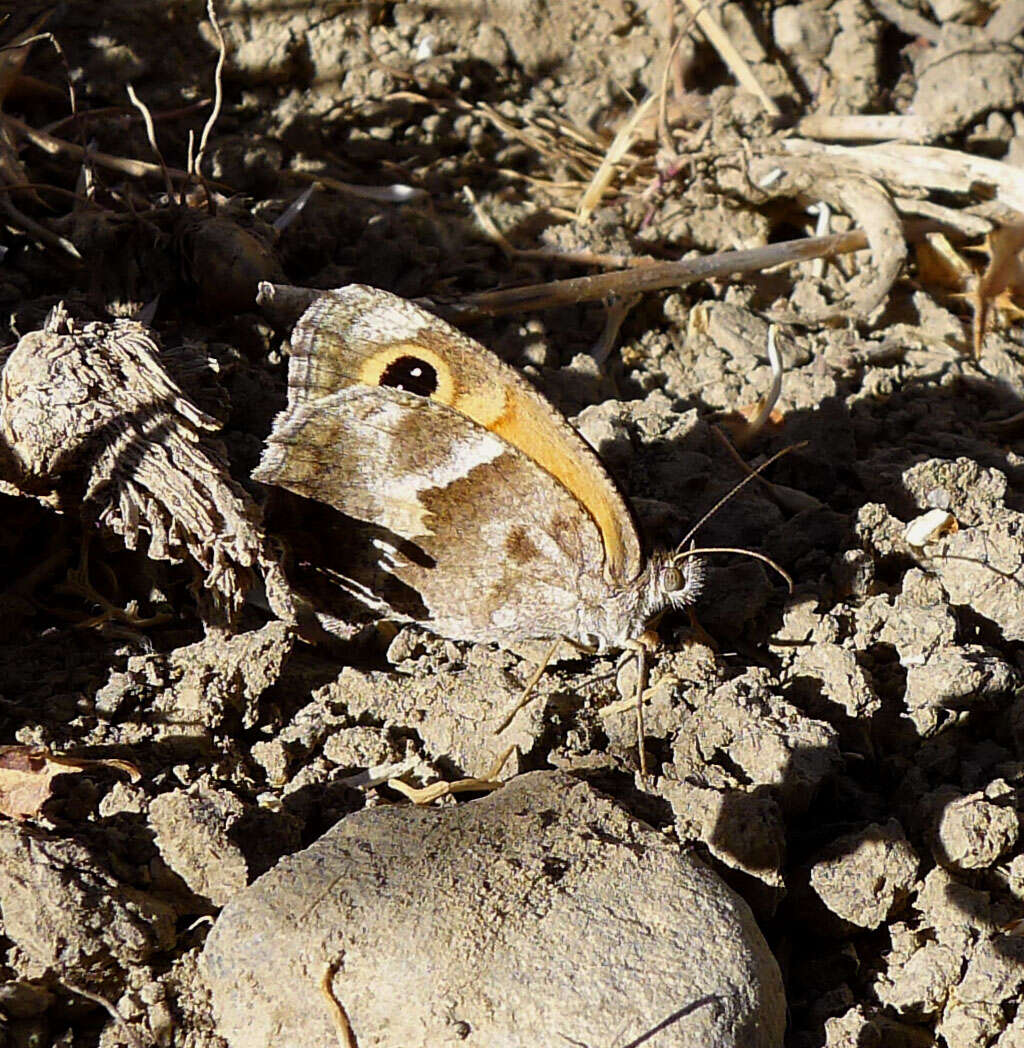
[178,212,284,314]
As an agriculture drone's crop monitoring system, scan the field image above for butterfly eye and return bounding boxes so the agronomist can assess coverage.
[663,566,684,592]
[379,355,439,397]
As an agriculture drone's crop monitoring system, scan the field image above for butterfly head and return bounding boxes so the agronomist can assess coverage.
[581,550,704,653]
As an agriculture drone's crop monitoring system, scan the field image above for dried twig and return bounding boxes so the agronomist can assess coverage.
[6,112,199,183]
[43,99,212,137]
[784,139,1024,215]
[443,228,869,319]
[797,113,939,144]
[61,982,147,1048]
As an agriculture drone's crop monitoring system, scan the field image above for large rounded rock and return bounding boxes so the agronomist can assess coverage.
[202,771,784,1048]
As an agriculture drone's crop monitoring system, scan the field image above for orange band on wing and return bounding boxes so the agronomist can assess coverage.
[486,390,633,581]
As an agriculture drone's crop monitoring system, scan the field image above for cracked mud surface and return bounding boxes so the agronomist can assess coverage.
[2,1,1024,1045]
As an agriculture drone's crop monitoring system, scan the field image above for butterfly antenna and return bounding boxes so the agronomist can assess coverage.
[675,544,793,591]
[675,440,808,553]
[671,440,807,592]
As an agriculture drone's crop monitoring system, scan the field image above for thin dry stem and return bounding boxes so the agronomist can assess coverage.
[676,0,780,116]
[126,84,174,198]
[319,963,358,1048]
[6,113,199,183]
[62,982,146,1048]
[193,0,226,180]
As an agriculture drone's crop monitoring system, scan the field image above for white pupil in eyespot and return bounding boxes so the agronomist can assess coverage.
[410,366,422,377]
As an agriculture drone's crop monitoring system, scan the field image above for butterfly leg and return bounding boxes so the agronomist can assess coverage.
[621,635,659,785]
[493,638,562,734]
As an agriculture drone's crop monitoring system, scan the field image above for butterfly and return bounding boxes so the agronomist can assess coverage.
[253,284,705,662]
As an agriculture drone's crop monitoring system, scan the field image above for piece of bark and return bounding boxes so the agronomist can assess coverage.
[0,304,301,625]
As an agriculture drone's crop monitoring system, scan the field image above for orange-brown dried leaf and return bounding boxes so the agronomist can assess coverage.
[0,744,84,820]
[0,11,49,108]
[0,745,141,821]
[915,233,973,293]
[971,223,1024,356]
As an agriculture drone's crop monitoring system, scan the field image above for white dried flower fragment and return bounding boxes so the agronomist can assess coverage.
[903,509,958,548]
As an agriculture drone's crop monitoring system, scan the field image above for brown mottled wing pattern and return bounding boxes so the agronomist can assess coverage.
[282,285,643,585]
[255,384,609,644]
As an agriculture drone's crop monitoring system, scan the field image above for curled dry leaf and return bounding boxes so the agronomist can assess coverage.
[0,305,300,624]
[0,746,80,820]
[0,745,138,821]
[782,140,1024,211]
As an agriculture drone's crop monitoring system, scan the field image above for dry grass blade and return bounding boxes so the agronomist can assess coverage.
[389,90,657,204]
[388,747,515,804]
[677,0,780,116]
[578,93,658,222]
